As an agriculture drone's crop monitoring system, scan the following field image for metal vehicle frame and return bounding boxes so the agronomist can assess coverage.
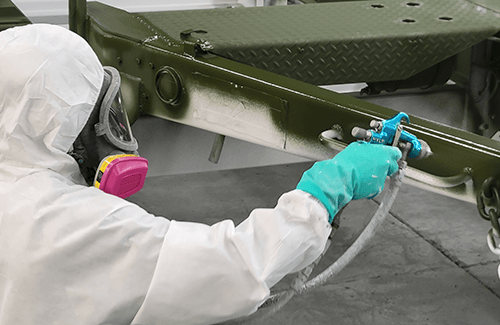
[66,0,500,206]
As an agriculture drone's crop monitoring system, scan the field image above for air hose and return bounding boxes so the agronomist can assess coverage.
[222,158,408,325]
[221,112,429,325]
[221,112,430,325]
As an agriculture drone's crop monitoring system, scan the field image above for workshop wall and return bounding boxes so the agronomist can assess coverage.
[14,0,276,24]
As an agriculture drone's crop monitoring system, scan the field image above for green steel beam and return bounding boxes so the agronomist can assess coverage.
[0,0,30,32]
[79,1,500,203]
[69,0,86,36]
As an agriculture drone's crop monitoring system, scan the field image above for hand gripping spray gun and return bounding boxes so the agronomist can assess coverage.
[312,112,432,288]
[294,112,433,298]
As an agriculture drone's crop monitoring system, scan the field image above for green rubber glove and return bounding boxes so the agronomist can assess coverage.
[296,142,402,223]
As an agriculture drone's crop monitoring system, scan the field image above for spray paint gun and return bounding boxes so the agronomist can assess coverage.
[351,112,432,160]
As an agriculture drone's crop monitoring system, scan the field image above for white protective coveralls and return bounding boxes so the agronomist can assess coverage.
[0,24,331,325]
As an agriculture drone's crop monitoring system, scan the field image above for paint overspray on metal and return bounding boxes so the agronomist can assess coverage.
[189,72,288,150]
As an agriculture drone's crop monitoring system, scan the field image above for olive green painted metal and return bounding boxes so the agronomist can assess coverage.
[69,0,87,36]
[138,0,500,86]
[469,0,500,13]
[79,1,500,204]
[0,0,30,32]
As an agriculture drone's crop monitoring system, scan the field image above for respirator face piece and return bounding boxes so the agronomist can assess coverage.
[70,66,148,198]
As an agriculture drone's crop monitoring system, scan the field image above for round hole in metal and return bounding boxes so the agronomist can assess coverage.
[155,66,183,106]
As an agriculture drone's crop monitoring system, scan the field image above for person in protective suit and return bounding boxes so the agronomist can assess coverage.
[0,24,401,325]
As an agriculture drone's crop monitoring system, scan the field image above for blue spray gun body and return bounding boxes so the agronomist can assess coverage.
[352,112,431,160]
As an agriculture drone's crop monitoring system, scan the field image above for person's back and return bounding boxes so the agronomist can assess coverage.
[0,23,169,324]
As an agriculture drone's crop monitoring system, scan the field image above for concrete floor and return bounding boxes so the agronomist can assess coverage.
[128,162,500,325]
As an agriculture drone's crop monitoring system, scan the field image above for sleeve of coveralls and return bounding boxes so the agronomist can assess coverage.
[131,189,331,325]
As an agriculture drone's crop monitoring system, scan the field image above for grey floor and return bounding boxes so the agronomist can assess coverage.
[128,161,500,325]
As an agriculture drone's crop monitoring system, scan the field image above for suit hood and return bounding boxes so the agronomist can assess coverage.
[0,24,104,182]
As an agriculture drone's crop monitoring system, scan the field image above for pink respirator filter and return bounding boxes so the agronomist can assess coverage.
[97,156,149,198]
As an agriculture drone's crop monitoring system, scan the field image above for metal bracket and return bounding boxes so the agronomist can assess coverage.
[180,29,214,57]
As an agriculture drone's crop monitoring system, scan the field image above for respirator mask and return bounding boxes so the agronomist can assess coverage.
[70,66,148,198]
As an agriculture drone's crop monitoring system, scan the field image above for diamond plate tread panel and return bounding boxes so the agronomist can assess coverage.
[138,0,500,85]
[0,0,31,32]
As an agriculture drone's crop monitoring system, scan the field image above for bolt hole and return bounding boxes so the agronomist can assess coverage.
[479,123,489,132]
[402,18,416,23]
[406,2,420,6]
[371,4,384,8]
[439,16,453,21]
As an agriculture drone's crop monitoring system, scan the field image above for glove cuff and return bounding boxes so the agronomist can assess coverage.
[296,180,337,224]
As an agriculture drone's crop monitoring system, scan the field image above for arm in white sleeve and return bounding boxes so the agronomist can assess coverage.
[132,189,331,325]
